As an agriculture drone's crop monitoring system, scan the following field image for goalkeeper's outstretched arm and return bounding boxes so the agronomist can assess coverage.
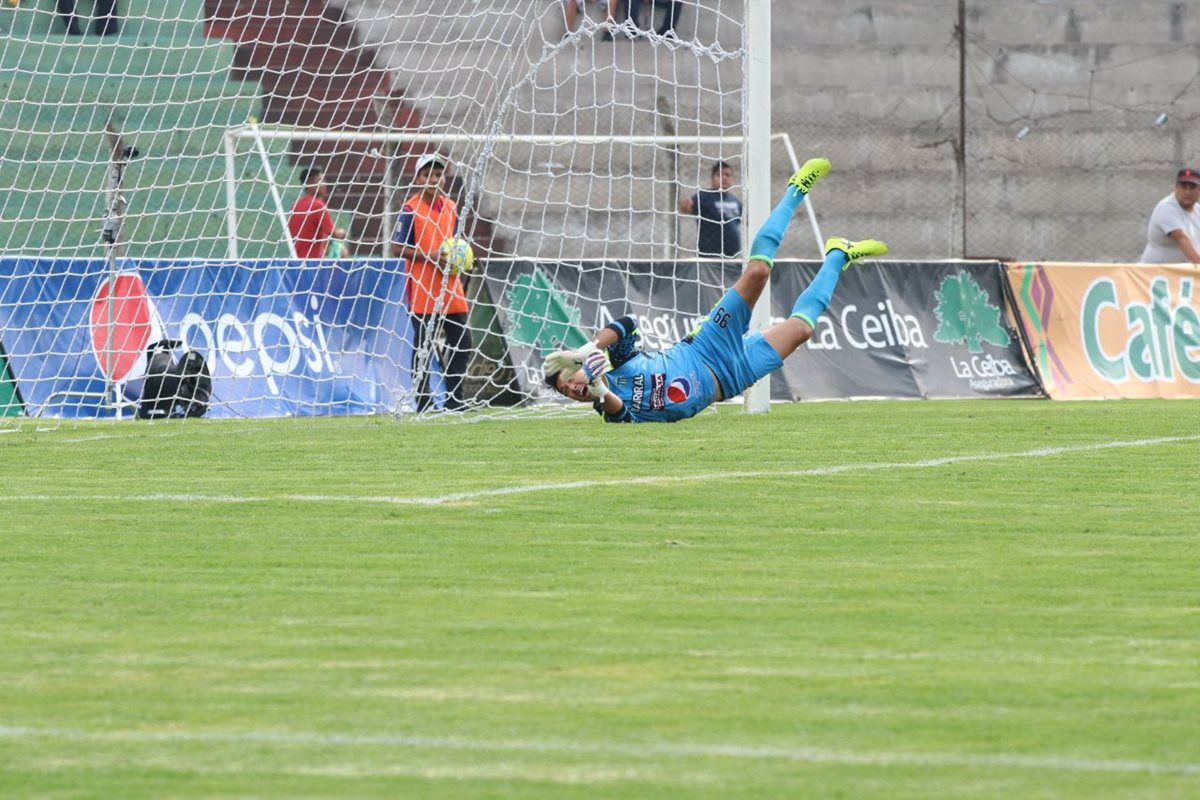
[542,317,630,383]
[590,323,623,351]
[585,324,627,417]
[543,318,632,418]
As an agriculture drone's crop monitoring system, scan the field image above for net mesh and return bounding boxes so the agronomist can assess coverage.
[0,0,764,422]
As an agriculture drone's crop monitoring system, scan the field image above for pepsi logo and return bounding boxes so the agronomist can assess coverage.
[90,272,163,382]
[666,377,691,404]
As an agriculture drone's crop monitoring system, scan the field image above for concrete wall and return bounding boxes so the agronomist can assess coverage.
[341,1,1200,261]
[774,1,1200,261]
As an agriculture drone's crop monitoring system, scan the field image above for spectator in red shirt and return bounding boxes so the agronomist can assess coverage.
[287,166,340,259]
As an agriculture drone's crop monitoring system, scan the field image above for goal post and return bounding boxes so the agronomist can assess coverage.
[222,124,823,418]
[744,0,772,414]
[223,127,824,262]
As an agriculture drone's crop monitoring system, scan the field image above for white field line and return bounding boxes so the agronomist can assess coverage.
[0,724,1196,776]
[0,431,174,444]
[2,425,278,444]
[1,435,1197,508]
[54,431,187,444]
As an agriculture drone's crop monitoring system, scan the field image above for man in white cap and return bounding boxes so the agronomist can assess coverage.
[1140,167,1200,264]
[390,153,474,412]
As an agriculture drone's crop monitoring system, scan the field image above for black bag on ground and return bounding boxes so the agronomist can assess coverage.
[138,339,212,419]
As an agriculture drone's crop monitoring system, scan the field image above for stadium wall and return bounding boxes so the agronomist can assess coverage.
[324,1,1200,263]
[766,1,1200,263]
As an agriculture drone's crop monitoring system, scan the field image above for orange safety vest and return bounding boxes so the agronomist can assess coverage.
[402,193,469,316]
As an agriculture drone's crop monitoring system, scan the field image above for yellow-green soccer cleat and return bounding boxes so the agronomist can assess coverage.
[788,157,831,195]
[824,236,889,270]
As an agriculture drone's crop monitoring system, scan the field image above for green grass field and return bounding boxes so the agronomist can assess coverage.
[1,400,1197,799]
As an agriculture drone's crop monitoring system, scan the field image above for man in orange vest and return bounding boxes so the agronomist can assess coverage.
[390,154,474,412]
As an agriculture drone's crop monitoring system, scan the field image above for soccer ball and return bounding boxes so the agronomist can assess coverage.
[439,237,474,275]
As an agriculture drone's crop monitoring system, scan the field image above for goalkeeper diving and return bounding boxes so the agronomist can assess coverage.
[543,157,888,423]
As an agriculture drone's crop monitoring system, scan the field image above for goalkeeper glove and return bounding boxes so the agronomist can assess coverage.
[543,349,581,380]
[581,349,609,383]
[587,379,609,402]
[543,341,602,381]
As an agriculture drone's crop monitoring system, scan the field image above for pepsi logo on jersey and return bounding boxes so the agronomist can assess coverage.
[667,377,691,403]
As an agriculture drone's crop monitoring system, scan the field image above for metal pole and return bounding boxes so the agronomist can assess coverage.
[249,121,298,259]
[743,0,771,414]
[656,94,678,261]
[104,243,117,415]
[234,129,752,146]
[958,0,967,257]
[382,151,394,257]
[772,132,823,256]
[101,122,130,418]
[371,95,401,258]
[223,132,240,259]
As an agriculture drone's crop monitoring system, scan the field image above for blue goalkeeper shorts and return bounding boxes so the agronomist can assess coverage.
[688,287,784,398]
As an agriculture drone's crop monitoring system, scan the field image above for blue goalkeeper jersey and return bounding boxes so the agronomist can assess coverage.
[595,318,718,423]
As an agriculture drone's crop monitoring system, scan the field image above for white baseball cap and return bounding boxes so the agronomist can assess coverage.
[414,153,448,175]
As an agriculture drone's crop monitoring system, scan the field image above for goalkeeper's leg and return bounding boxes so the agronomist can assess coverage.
[730,157,830,309]
[761,236,889,360]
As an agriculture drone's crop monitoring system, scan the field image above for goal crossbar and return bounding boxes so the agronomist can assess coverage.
[222,127,822,259]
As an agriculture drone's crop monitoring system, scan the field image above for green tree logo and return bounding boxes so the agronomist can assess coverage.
[506,268,589,356]
[933,272,1011,353]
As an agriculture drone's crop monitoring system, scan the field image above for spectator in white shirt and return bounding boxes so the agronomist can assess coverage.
[1140,168,1200,264]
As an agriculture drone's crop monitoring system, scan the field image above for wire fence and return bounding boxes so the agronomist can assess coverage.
[770,1,1200,262]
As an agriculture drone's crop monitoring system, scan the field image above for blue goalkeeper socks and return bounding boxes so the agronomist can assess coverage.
[790,249,849,327]
[748,184,808,267]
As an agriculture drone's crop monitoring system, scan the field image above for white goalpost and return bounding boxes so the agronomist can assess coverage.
[0,0,820,423]
[224,128,823,261]
[223,125,820,419]
[743,0,772,413]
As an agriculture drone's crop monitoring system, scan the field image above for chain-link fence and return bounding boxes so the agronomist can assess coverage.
[772,1,1200,262]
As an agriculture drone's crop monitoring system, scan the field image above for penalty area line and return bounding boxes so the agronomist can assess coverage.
[0,724,1195,776]
[1,434,1197,507]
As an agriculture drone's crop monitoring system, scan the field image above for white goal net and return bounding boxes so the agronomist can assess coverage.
[0,0,791,423]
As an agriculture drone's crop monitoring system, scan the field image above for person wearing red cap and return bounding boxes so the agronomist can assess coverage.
[1140,168,1200,264]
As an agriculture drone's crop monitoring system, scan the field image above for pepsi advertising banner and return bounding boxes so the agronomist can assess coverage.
[0,258,447,418]
[1,257,1041,419]
[479,259,1042,402]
